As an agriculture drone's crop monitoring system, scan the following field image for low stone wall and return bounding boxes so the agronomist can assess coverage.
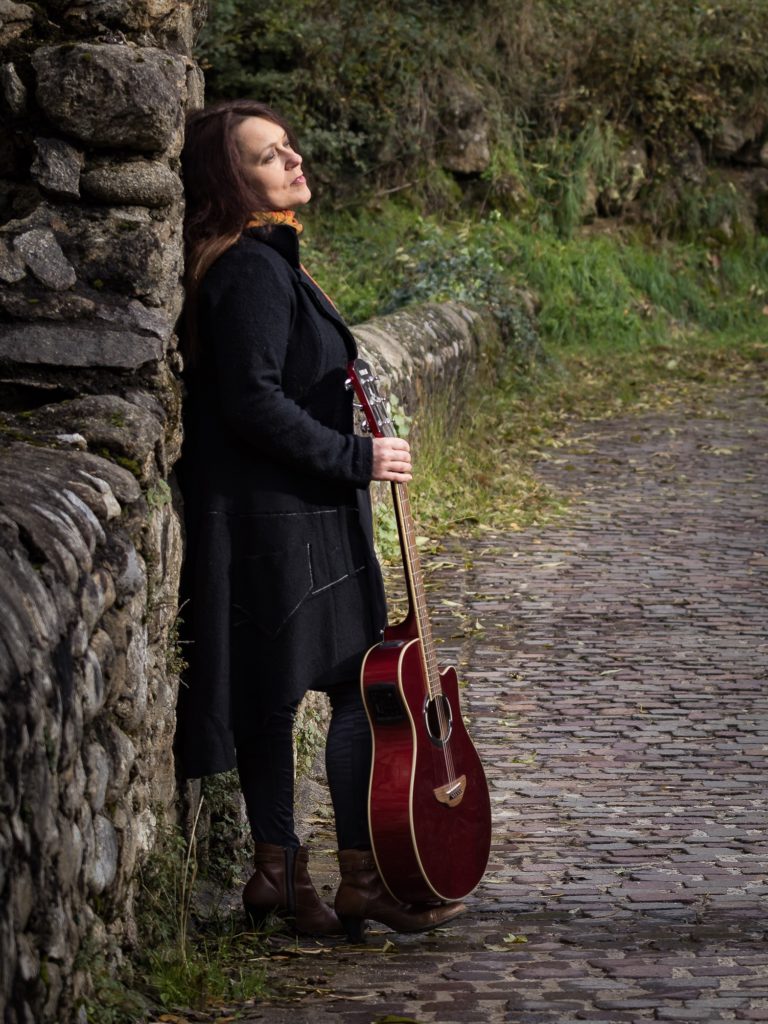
[0,442,181,1019]
[354,301,500,409]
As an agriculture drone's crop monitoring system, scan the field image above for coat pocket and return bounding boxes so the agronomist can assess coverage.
[232,542,314,638]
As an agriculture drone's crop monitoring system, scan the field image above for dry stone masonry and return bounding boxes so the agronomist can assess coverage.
[0,3,205,1022]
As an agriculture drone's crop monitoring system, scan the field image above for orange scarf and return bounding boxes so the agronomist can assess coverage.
[246,209,304,233]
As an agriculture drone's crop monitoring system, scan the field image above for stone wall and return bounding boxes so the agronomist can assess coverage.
[0,3,204,1021]
[354,301,501,409]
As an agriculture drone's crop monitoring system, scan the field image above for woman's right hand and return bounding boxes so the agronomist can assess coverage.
[372,437,412,482]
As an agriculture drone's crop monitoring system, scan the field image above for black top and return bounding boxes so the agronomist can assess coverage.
[175,225,387,778]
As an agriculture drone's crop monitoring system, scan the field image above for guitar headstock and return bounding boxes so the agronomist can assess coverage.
[346,358,397,439]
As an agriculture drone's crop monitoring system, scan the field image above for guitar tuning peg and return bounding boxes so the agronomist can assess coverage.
[344,378,353,391]
[353,401,363,410]
[360,421,371,433]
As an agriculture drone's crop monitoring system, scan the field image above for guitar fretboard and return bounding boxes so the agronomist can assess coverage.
[392,480,442,699]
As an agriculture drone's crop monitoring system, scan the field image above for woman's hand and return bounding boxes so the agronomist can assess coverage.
[372,437,412,482]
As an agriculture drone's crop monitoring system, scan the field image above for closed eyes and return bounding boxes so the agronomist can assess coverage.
[262,136,292,164]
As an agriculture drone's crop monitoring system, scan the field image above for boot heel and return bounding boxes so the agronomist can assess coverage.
[338,914,366,942]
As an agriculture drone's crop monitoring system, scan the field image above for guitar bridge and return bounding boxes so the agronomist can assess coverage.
[433,774,466,807]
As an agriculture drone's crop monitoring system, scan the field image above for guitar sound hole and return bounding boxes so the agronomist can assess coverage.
[424,694,452,747]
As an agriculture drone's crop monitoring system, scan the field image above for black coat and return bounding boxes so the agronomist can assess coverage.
[175,225,387,779]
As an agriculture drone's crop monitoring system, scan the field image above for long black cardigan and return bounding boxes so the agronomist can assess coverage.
[175,225,387,778]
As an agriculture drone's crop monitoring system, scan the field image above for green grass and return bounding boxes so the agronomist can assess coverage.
[136,818,271,1016]
[302,199,768,348]
[141,921,269,1012]
[303,197,767,556]
[80,819,271,1023]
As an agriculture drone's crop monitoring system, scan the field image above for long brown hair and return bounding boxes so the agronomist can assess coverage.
[180,99,297,367]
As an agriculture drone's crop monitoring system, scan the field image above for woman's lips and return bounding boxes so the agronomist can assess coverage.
[292,174,306,184]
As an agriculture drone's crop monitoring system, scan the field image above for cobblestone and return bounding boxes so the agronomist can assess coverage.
[237,384,767,1023]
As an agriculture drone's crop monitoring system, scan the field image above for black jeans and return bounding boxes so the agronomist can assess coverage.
[236,679,372,851]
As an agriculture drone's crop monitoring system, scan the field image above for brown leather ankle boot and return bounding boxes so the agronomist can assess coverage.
[335,849,467,941]
[243,842,342,936]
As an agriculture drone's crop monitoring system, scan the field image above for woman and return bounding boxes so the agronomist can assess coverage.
[175,99,466,940]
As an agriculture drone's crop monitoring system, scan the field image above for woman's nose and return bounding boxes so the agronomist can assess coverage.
[286,150,301,168]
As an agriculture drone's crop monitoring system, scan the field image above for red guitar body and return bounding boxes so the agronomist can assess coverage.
[361,630,493,903]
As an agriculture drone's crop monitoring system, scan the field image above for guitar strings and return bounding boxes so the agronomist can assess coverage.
[395,479,457,784]
[366,375,457,785]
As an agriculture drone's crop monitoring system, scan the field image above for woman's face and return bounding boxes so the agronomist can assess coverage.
[234,116,311,211]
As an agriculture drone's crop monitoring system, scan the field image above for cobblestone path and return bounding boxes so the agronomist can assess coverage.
[241,383,767,1023]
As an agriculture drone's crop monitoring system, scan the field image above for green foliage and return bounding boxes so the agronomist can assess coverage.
[373,496,401,564]
[301,204,542,371]
[292,86,766,372]
[198,0,768,235]
[367,395,411,570]
[384,215,510,310]
[198,771,251,889]
[299,203,423,323]
[78,952,151,1024]
[198,0,455,194]
[388,393,412,441]
[164,602,188,677]
[145,479,172,509]
[644,172,755,241]
[144,927,267,1011]
[302,196,768,353]
[135,822,192,955]
[538,0,768,142]
[294,699,329,777]
[97,451,142,479]
[540,120,622,237]
[75,820,196,1022]
[134,816,268,1014]
[507,224,768,354]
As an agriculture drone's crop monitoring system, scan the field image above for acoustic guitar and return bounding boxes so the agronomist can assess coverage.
[347,358,492,904]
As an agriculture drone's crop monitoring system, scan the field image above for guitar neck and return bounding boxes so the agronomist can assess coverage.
[391,478,442,699]
[346,357,443,698]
